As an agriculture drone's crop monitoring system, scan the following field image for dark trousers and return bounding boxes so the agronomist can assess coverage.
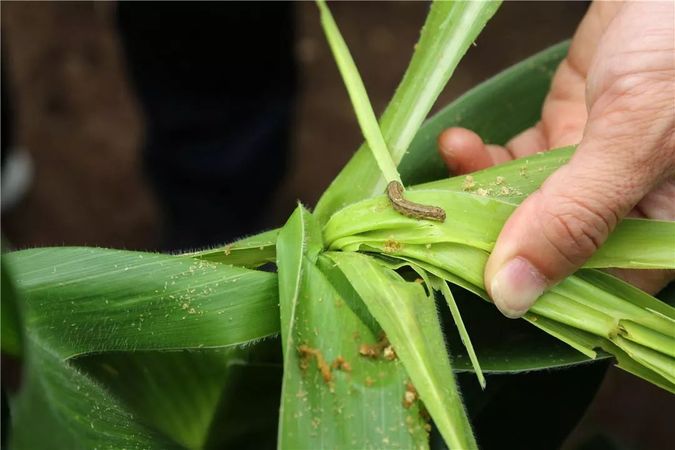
[117,2,296,251]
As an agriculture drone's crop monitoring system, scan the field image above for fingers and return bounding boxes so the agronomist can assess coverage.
[484,80,675,318]
[504,3,622,152]
[437,128,511,174]
[564,1,623,78]
[521,1,620,150]
[438,2,673,320]
[484,0,675,318]
[505,127,548,157]
[435,2,604,170]
[539,59,588,149]
[608,268,675,296]
[437,48,590,171]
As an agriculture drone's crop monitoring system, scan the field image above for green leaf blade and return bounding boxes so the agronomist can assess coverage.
[324,186,675,272]
[399,41,570,186]
[5,247,280,358]
[315,0,501,222]
[2,256,23,357]
[434,277,486,389]
[317,0,401,185]
[326,251,477,450]
[187,228,279,268]
[11,341,176,450]
[276,208,428,449]
[76,349,246,449]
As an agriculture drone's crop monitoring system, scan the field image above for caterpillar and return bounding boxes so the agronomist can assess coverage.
[387,181,446,222]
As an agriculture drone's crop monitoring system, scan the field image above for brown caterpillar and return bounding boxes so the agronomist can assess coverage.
[387,181,446,222]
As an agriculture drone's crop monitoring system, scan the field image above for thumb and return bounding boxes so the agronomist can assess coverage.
[485,91,674,318]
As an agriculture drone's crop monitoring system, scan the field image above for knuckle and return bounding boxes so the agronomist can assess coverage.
[606,71,670,100]
[599,68,674,110]
[587,68,675,174]
[539,196,616,267]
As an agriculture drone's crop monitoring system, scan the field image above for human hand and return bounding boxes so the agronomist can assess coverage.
[437,1,675,318]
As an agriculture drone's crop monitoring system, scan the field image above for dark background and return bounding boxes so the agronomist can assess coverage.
[1,2,673,449]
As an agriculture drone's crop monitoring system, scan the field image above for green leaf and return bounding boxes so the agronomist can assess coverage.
[551,272,675,338]
[617,338,675,385]
[326,251,477,450]
[4,247,283,448]
[388,256,485,384]
[619,320,675,358]
[415,145,575,203]
[317,0,401,185]
[324,188,675,271]
[187,228,278,268]
[368,254,604,373]
[415,145,675,269]
[578,269,675,320]
[432,276,485,388]
[76,349,240,449]
[346,238,674,391]
[9,358,82,449]
[74,343,283,450]
[276,206,322,368]
[315,0,501,222]
[589,218,675,269]
[276,207,429,449]
[1,254,23,357]
[399,41,570,185]
[5,247,279,358]
[10,342,176,450]
[523,313,603,360]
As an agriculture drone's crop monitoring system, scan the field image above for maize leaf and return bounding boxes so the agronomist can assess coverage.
[315,0,501,222]
[326,250,477,450]
[276,206,429,449]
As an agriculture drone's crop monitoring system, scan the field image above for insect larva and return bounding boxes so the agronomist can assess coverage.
[387,181,446,222]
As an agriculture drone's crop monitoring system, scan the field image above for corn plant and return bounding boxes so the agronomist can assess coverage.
[3,2,674,449]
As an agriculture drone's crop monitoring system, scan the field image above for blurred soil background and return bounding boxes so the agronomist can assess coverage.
[1,2,672,449]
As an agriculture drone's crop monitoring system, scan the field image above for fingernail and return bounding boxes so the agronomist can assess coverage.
[490,257,548,318]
